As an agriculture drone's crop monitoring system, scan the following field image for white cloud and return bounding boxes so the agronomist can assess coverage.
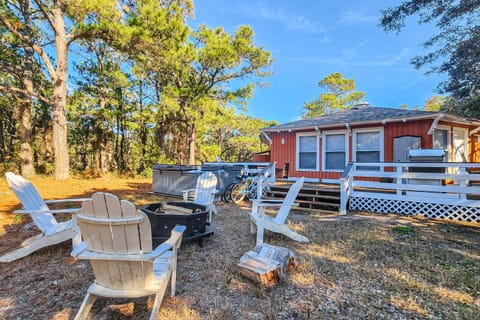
[338,10,378,25]
[280,46,412,71]
[280,56,350,69]
[341,39,371,59]
[238,3,326,34]
[351,48,411,67]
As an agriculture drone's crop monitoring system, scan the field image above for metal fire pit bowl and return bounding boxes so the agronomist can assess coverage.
[141,202,213,246]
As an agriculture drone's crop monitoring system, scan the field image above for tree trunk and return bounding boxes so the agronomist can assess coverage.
[187,122,196,165]
[114,111,120,171]
[19,14,35,175]
[34,111,53,174]
[98,96,107,175]
[138,81,147,174]
[51,4,69,179]
[17,0,35,177]
[119,113,127,172]
[18,100,35,177]
[0,119,4,160]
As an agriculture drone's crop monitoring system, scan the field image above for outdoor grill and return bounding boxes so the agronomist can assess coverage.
[407,149,445,186]
[141,202,213,246]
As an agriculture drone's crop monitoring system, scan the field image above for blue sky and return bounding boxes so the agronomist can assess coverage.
[192,0,446,124]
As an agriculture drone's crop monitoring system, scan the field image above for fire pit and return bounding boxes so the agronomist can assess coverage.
[141,202,213,245]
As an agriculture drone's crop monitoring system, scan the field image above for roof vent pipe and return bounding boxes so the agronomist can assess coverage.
[352,101,370,109]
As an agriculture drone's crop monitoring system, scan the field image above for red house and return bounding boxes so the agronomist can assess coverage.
[260,104,480,183]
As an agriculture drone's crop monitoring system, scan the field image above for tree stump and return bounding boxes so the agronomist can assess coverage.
[237,243,296,289]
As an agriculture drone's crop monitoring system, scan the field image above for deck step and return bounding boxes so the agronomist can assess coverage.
[267,190,340,201]
[266,182,340,211]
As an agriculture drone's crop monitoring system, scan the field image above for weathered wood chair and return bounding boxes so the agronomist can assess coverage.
[0,172,88,262]
[182,171,218,220]
[250,177,310,244]
[71,192,185,320]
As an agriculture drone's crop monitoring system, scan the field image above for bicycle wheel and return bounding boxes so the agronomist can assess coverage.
[247,181,258,200]
[230,182,246,203]
[222,183,236,203]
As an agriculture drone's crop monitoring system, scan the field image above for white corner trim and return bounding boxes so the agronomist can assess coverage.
[427,113,445,135]
[469,127,480,136]
[261,131,272,144]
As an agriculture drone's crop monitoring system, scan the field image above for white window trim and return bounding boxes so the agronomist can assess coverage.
[352,127,385,163]
[296,132,319,171]
[322,129,348,172]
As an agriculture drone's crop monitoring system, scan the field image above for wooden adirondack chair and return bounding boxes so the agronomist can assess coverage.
[71,192,186,320]
[0,172,88,263]
[182,171,218,220]
[250,177,309,244]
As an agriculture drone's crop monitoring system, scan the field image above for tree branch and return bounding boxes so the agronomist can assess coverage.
[0,14,57,80]
[0,60,23,77]
[32,0,55,31]
[0,85,50,104]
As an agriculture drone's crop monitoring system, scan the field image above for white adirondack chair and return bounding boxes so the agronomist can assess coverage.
[182,171,218,220]
[71,192,186,320]
[0,172,88,263]
[250,177,310,244]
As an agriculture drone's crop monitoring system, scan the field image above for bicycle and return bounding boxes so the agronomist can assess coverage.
[224,173,269,203]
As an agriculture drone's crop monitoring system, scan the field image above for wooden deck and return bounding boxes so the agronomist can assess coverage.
[267,178,480,214]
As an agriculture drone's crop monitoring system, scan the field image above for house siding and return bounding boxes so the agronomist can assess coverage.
[252,153,270,162]
[384,120,432,161]
[472,134,480,162]
[268,119,480,182]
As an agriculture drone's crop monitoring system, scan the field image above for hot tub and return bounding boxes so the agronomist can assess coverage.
[141,202,213,245]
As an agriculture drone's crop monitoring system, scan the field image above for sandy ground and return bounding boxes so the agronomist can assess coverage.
[0,175,479,319]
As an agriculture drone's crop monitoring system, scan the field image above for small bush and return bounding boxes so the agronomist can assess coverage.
[392,225,414,234]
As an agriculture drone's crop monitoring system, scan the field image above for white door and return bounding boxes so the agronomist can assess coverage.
[453,127,468,183]
[453,127,468,162]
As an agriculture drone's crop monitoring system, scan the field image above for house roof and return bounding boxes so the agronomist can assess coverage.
[261,105,480,133]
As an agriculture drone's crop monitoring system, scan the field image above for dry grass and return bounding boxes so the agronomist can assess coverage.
[0,175,479,319]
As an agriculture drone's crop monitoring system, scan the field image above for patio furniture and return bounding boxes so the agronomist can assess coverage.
[141,202,213,246]
[71,192,185,320]
[182,171,218,221]
[250,177,309,244]
[0,172,88,263]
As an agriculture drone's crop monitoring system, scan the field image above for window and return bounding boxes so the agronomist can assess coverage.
[433,129,448,150]
[433,127,449,161]
[354,129,383,171]
[323,132,347,171]
[393,136,421,162]
[296,134,318,171]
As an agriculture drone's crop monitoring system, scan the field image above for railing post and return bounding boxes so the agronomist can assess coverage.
[269,162,276,185]
[339,180,347,215]
[339,163,353,215]
[396,165,403,196]
[256,176,265,201]
[459,167,467,200]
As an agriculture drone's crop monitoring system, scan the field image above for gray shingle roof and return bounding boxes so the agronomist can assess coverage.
[262,105,448,132]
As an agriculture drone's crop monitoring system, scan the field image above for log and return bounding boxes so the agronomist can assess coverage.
[237,244,296,289]
[154,204,193,214]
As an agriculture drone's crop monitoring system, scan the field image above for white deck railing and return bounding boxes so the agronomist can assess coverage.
[204,161,276,185]
[339,162,480,223]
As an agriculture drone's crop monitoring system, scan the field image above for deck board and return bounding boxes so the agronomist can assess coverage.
[267,182,341,211]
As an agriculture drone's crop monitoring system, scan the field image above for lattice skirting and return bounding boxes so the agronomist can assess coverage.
[349,197,480,223]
